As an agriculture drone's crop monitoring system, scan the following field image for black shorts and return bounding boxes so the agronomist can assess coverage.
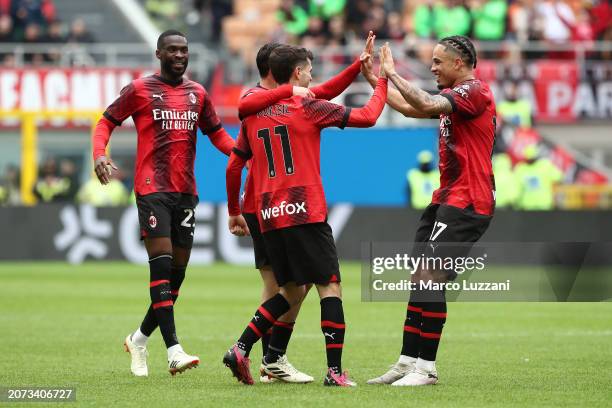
[243,212,271,269]
[412,204,492,280]
[262,222,341,287]
[136,192,198,248]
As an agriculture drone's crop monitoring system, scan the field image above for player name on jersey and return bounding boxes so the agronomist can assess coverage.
[256,104,291,118]
[152,109,199,130]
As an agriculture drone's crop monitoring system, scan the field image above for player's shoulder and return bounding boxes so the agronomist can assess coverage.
[299,96,339,108]
[451,79,491,100]
[240,84,266,100]
[183,77,205,89]
[137,74,162,87]
[118,77,146,94]
[182,78,208,95]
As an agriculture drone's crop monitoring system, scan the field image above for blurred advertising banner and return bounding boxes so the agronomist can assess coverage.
[0,204,352,265]
[475,60,612,123]
[0,68,154,127]
[2,62,611,126]
[209,60,612,124]
[1,205,612,269]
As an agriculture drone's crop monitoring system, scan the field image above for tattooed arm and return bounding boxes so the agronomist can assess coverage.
[362,72,433,118]
[388,72,453,116]
[381,44,453,117]
[360,39,432,118]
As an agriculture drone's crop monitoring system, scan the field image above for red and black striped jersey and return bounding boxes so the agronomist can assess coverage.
[238,85,267,214]
[434,79,496,215]
[233,96,350,232]
[103,75,222,196]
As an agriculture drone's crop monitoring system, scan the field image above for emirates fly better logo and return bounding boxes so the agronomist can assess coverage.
[152,109,199,130]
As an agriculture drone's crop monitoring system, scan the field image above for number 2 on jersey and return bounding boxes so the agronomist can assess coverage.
[257,125,294,178]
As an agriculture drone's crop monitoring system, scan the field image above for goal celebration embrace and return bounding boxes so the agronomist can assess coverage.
[3,1,611,406]
[91,28,498,388]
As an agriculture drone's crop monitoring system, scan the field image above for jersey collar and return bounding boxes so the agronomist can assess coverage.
[154,74,184,87]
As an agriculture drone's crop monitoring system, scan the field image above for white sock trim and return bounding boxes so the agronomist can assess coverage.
[398,355,417,366]
[167,344,184,358]
[416,358,436,372]
[131,328,148,347]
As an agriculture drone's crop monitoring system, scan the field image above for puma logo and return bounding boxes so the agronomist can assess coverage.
[324,332,335,340]
[153,93,164,101]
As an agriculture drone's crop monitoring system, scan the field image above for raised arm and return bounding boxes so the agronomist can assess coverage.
[238,84,291,119]
[363,73,433,118]
[381,45,453,116]
[304,46,388,129]
[311,58,360,100]
[238,85,315,119]
[346,77,388,127]
[360,40,432,118]
[311,32,375,100]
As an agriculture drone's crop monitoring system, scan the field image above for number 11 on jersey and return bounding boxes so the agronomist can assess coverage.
[257,125,294,178]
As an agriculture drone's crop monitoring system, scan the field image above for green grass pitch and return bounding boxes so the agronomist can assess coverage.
[2,262,611,407]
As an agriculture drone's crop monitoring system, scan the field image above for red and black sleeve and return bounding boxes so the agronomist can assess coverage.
[227,126,251,216]
[302,98,351,129]
[346,77,388,127]
[310,58,360,100]
[92,116,116,160]
[198,91,234,155]
[198,90,223,134]
[237,84,293,120]
[103,81,138,126]
[442,81,486,118]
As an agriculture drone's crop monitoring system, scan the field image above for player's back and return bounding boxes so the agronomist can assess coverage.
[241,95,349,231]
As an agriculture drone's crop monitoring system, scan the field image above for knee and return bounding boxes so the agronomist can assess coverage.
[317,282,342,299]
[279,285,306,307]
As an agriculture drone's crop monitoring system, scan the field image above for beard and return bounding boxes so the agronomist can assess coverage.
[162,58,188,77]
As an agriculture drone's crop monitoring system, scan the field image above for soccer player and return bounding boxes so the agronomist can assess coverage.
[363,37,496,386]
[223,44,388,386]
[92,30,235,377]
[236,35,374,384]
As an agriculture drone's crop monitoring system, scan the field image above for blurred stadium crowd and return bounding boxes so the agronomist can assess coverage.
[0,0,611,209]
[0,0,95,66]
[2,1,611,66]
[191,0,612,62]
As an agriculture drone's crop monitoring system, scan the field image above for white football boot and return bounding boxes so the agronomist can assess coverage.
[259,364,278,383]
[123,334,148,377]
[168,350,199,376]
[392,361,438,386]
[367,361,415,385]
[262,355,314,383]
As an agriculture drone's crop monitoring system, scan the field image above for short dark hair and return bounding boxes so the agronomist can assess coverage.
[439,35,477,69]
[268,45,312,84]
[157,29,186,50]
[256,42,281,77]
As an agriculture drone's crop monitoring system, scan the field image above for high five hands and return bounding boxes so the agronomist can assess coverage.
[359,31,395,80]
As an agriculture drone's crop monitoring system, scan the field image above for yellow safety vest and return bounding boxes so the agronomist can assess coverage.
[407,169,440,209]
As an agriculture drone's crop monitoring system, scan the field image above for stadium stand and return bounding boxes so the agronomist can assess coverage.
[0,0,611,209]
